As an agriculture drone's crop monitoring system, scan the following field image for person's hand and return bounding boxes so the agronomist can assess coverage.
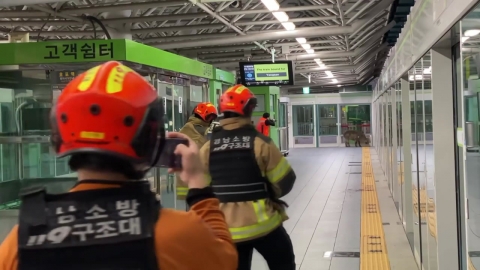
[166,132,207,189]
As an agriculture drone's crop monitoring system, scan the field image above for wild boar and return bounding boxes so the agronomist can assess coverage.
[343,130,370,147]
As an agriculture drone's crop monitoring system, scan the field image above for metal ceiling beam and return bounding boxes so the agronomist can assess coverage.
[147,32,238,43]
[0,14,212,26]
[218,5,335,16]
[0,0,58,6]
[208,41,388,70]
[293,43,389,73]
[188,1,269,52]
[59,1,188,15]
[32,5,84,22]
[174,39,346,53]
[237,16,337,25]
[288,30,390,62]
[345,0,365,16]
[295,74,359,83]
[155,24,356,50]
[351,20,395,50]
[285,80,359,89]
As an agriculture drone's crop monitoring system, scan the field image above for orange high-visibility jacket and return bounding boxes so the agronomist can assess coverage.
[256,117,269,136]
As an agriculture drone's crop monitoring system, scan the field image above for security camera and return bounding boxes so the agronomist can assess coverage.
[230,1,242,8]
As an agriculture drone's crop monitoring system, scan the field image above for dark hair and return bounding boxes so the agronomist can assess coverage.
[69,153,144,180]
[263,112,270,118]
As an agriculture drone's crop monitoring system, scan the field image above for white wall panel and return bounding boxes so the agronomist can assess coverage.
[285,93,372,105]
[375,0,478,97]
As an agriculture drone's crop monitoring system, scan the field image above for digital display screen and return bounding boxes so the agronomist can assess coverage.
[239,61,294,86]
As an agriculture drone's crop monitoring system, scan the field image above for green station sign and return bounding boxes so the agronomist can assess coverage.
[0,39,217,79]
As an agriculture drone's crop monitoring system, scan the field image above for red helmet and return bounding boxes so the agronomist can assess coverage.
[219,84,257,116]
[50,61,165,168]
[194,102,218,122]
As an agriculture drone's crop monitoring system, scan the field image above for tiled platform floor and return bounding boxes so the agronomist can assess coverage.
[252,147,417,270]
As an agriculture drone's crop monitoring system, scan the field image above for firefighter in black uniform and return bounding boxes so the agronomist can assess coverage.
[199,84,297,270]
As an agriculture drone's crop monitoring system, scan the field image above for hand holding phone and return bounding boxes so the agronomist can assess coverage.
[160,132,207,189]
[156,137,189,169]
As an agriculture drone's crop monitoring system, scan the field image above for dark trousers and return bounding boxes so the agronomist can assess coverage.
[235,226,295,270]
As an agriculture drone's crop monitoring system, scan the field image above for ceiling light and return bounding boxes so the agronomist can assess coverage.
[314,58,322,63]
[462,36,470,43]
[301,43,311,50]
[306,49,315,54]
[281,22,296,31]
[261,0,279,11]
[272,12,289,22]
[319,64,326,68]
[408,74,423,81]
[296,38,307,44]
[423,66,431,74]
[325,71,334,78]
[465,29,480,37]
[337,85,342,87]
[332,79,338,83]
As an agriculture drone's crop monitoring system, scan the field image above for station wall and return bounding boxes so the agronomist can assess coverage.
[283,90,432,149]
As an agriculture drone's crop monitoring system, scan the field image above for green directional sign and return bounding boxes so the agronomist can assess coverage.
[303,87,310,94]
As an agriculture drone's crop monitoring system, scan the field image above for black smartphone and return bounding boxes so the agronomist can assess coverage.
[155,137,189,169]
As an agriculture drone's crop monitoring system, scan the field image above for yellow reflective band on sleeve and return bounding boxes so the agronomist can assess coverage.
[176,187,188,196]
[266,157,290,183]
[229,212,282,240]
[205,174,212,185]
[252,199,269,222]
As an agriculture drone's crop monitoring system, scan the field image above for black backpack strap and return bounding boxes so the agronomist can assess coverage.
[19,186,47,227]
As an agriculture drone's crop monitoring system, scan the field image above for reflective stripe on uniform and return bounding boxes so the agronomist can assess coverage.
[176,187,188,196]
[229,211,282,240]
[252,199,269,222]
[266,157,290,183]
[205,174,212,185]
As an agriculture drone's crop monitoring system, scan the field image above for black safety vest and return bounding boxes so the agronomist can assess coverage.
[209,126,269,203]
[17,180,160,270]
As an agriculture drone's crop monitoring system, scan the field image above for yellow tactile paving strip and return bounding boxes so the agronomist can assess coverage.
[470,256,477,270]
[411,185,476,270]
[361,148,391,270]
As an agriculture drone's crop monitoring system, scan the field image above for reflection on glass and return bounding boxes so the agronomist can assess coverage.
[318,104,338,135]
[396,82,404,217]
[278,103,287,128]
[340,104,371,135]
[0,70,77,212]
[406,54,438,268]
[461,8,480,267]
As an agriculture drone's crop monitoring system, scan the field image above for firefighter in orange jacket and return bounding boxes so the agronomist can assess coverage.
[256,112,276,137]
[176,102,218,201]
[0,61,237,270]
[199,84,297,270]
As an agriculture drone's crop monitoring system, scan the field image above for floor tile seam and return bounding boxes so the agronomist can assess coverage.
[329,159,357,255]
[287,151,340,208]
[297,151,353,268]
[288,151,347,234]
